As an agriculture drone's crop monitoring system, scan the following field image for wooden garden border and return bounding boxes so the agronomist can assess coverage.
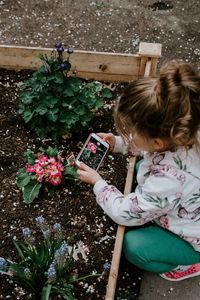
[0,42,161,299]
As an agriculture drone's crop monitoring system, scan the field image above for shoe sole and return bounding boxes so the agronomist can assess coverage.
[159,270,200,281]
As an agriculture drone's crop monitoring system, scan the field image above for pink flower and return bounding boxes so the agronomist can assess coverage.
[36,174,44,182]
[50,172,62,186]
[87,142,97,154]
[49,157,56,164]
[35,164,45,175]
[26,164,35,173]
[56,162,64,172]
[36,155,49,167]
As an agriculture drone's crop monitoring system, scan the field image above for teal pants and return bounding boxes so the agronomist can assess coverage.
[123,225,200,273]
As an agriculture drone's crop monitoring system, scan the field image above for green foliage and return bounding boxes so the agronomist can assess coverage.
[16,147,77,204]
[0,217,102,299]
[19,43,112,139]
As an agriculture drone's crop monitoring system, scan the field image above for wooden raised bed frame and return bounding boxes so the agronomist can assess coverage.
[0,42,162,300]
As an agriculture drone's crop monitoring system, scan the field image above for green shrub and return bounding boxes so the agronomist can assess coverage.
[19,42,112,139]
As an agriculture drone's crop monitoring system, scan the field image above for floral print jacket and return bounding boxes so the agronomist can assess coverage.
[93,137,200,252]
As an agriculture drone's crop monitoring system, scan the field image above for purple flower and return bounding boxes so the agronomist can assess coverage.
[0,257,8,271]
[103,262,111,271]
[35,216,45,225]
[53,223,61,232]
[55,42,62,49]
[59,242,68,255]
[54,242,68,259]
[44,68,50,75]
[47,262,57,282]
[22,227,31,237]
[42,229,50,239]
[57,46,64,53]
[55,41,64,53]
[67,48,74,54]
[60,63,67,71]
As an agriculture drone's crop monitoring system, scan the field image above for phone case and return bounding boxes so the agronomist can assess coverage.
[76,133,109,170]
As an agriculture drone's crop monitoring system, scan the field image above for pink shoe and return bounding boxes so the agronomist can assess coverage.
[160,263,200,281]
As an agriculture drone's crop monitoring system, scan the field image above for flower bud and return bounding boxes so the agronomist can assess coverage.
[67,48,74,54]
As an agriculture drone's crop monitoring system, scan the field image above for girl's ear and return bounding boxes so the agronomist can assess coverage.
[153,138,166,151]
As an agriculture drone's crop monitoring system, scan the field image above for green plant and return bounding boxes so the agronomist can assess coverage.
[0,216,103,299]
[16,146,77,204]
[19,42,112,139]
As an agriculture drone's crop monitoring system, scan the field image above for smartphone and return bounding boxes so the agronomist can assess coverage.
[76,133,109,171]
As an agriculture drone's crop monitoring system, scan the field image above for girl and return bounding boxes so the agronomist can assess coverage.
[77,60,200,281]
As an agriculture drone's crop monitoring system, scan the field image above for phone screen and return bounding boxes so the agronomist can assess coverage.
[77,135,109,170]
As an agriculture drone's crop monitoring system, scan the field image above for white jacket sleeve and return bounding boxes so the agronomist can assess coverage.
[93,170,183,226]
[113,136,128,154]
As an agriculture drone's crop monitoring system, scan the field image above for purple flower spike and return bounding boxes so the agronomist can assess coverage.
[35,216,45,225]
[103,262,111,271]
[53,223,61,231]
[0,257,8,271]
[22,227,31,237]
[60,63,67,71]
[55,42,62,49]
[67,48,74,54]
[57,46,64,53]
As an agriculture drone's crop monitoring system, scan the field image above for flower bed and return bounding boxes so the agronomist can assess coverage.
[0,68,142,299]
[0,42,161,299]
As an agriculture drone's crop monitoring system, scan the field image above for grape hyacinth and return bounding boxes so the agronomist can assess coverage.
[103,262,111,271]
[24,268,31,278]
[22,227,31,237]
[47,262,57,283]
[53,223,61,232]
[0,257,8,272]
[35,216,45,225]
[35,216,50,236]
[55,42,64,53]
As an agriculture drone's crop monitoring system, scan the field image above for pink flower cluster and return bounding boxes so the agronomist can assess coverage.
[26,155,64,186]
[87,142,97,154]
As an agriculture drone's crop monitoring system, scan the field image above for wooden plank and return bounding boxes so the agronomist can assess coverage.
[139,42,162,78]
[0,45,141,82]
[138,42,162,58]
[105,156,136,300]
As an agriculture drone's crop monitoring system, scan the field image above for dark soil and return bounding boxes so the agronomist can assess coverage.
[1,0,200,299]
[0,68,141,299]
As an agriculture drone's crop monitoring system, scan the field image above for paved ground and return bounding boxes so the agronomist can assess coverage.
[139,271,200,300]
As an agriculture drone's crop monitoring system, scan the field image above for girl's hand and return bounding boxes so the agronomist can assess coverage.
[97,132,116,152]
[77,162,103,185]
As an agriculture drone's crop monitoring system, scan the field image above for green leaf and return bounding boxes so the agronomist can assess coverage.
[23,110,35,123]
[76,105,87,116]
[19,93,34,104]
[22,181,42,204]
[54,75,64,84]
[101,88,112,98]
[35,106,48,115]
[46,146,59,157]
[13,240,26,260]
[24,150,36,165]
[41,284,52,300]
[63,87,74,97]
[16,172,31,188]
[63,167,77,179]
[47,109,59,122]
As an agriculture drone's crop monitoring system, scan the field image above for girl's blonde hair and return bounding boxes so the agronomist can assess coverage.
[115,60,200,148]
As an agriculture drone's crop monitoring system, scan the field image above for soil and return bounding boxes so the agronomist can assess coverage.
[0,68,140,300]
[0,1,200,300]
